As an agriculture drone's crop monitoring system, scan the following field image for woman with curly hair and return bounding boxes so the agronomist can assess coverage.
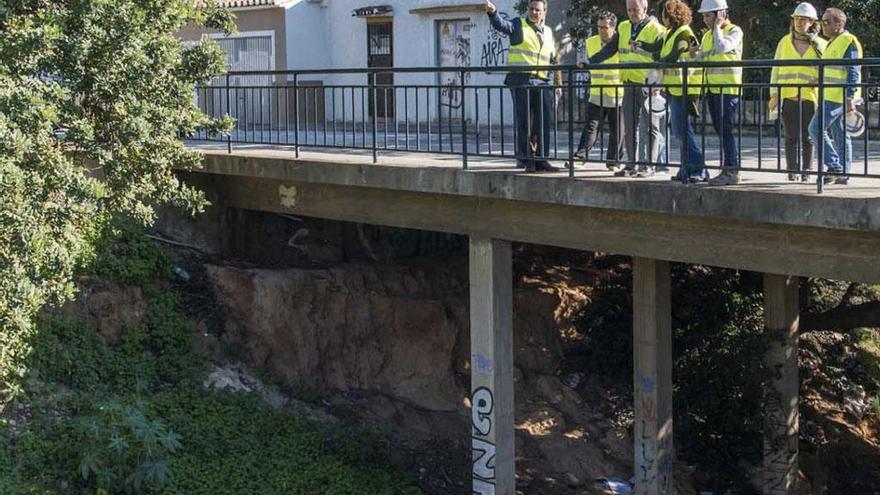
[636,0,707,182]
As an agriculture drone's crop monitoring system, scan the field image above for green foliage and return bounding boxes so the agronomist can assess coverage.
[0,0,235,393]
[91,220,172,286]
[148,387,423,495]
[75,399,181,494]
[576,262,767,490]
[3,218,423,494]
[855,328,880,388]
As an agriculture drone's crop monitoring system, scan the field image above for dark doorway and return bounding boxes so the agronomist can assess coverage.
[367,18,394,119]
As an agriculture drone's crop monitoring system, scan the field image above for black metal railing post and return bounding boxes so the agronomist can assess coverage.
[226,74,232,154]
[370,70,378,163]
[680,66,688,183]
[461,70,468,170]
[293,73,299,158]
[567,68,575,177]
[817,64,825,193]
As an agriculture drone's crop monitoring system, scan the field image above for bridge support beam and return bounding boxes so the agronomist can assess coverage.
[633,257,674,495]
[762,274,800,495]
[469,237,515,495]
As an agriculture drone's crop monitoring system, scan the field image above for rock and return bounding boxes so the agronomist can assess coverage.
[204,365,253,393]
[60,279,146,342]
[208,264,463,411]
[203,363,289,409]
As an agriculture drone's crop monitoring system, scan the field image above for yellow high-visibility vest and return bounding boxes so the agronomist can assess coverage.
[822,31,863,104]
[772,34,826,102]
[701,23,743,95]
[617,18,666,83]
[508,18,556,80]
[660,24,702,96]
[586,35,621,102]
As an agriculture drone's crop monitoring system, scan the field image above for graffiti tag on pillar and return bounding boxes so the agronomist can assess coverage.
[472,353,494,376]
[472,387,496,494]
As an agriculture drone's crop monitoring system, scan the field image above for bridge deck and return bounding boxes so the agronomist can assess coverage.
[184,144,880,283]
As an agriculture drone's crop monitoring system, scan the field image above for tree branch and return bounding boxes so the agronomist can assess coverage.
[800,301,880,332]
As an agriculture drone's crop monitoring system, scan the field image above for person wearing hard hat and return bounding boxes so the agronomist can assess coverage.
[586,0,667,178]
[635,0,708,182]
[486,0,562,173]
[769,2,826,182]
[573,11,624,171]
[808,7,863,185]
[690,0,744,186]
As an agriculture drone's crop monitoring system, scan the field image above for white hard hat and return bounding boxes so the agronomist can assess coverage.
[644,93,667,114]
[845,110,866,137]
[791,2,818,20]
[698,0,728,13]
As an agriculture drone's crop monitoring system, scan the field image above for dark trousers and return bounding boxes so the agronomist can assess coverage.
[706,93,740,172]
[510,78,554,160]
[576,102,622,162]
[781,98,815,173]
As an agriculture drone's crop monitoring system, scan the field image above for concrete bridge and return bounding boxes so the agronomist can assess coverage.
[182,144,880,495]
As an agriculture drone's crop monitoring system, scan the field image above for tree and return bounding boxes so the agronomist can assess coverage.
[0,0,234,395]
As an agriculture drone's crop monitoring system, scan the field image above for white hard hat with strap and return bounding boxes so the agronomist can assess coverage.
[698,0,728,13]
[791,2,818,20]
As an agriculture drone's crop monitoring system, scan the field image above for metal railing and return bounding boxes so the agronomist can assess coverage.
[189,58,880,193]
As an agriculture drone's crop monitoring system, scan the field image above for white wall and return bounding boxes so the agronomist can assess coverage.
[283,0,574,126]
[285,1,328,73]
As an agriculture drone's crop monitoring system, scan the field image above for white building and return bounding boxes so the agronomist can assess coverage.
[179,0,577,127]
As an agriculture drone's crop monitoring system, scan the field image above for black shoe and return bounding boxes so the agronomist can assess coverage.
[524,161,536,173]
[834,176,850,185]
[516,159,529,169]
[819,175,836,185]
[614,168,637,177]
[534,160,558,172]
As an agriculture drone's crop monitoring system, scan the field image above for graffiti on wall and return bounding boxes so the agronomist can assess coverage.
[471,386,496,494]
[438,20,475,110]
[480,12,510,67]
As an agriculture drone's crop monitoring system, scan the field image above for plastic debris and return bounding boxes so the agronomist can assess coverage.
[560,371,585,390]
[172,266,191,282]
[592,477,633,495]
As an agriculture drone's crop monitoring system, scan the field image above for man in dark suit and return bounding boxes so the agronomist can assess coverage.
[487,0,562,172]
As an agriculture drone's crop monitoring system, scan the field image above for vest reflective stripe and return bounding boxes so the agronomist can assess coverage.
[660,25,701,96]
[507,18,556,80]
[773,34,825,102]
[586,35,621,100]
[822,32,863,103]
[701,23,743,95]
[617,18,666,83]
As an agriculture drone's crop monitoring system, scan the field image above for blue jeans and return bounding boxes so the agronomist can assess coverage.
[808,101,851,174]
[669,94,706,177]
[706,93,740,172]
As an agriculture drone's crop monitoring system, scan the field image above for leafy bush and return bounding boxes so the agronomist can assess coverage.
[90,220,172,286]
[149,387,423,495]
[75,399,180,494]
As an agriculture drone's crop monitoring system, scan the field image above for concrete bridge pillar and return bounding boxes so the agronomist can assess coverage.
[469,237,515,495]
[633,257,674,495]
[762,274,800,495]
